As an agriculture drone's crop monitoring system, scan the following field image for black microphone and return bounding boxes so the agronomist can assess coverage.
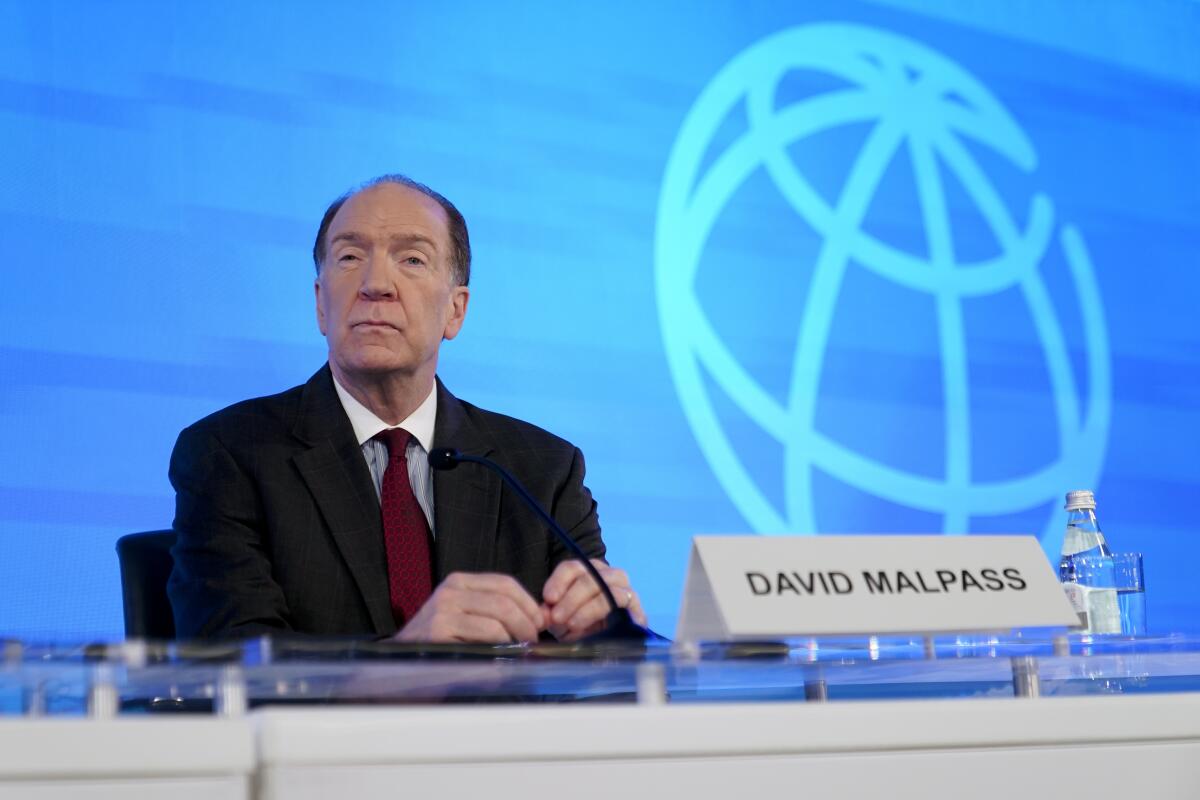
[428,447,662,642]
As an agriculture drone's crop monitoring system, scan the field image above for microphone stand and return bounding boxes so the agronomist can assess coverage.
[428,448,664,642]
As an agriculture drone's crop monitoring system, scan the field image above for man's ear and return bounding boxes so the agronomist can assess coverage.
[442,285,470,341]
[314,277,328,336]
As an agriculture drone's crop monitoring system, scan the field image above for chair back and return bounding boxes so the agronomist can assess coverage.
[115,530,177,639]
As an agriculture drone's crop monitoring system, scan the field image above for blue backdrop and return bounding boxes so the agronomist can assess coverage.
[1,0,1197,638]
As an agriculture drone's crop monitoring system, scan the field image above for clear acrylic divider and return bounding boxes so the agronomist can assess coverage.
[4,633,1200,715]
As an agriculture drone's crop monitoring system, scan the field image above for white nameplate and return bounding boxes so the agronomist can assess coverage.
[676,535,1080,641]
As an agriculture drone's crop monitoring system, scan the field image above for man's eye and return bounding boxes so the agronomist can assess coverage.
[405,256,426,266]
[338,253,361,263]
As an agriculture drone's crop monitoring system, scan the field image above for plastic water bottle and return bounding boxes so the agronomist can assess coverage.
[1058,490,1121,634]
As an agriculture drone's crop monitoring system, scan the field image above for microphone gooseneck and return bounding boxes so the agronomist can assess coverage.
[427,447,660,642]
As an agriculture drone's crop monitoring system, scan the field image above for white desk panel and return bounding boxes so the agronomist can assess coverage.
[0,718,253,800]
[255,694,1200,799]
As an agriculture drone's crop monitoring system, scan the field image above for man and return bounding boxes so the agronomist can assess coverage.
[168,174,644,642]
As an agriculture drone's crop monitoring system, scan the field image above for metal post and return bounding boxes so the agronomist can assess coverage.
[215,665,247,717]
[23,681,46,717]
[635,663,667,706]
[804,665,828,702]
[87,665,119,718]
[804,680,828,702]
[1011,656,1040,698]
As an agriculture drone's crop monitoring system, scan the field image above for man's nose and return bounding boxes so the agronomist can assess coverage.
[358,253,396,299]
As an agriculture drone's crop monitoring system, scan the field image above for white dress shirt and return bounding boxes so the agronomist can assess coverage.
[331,376,437,533]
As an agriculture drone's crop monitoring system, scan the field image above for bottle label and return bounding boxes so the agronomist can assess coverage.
[1061,583,1089,629]
[1087,587,1122,635]
[1061,582,1122,634]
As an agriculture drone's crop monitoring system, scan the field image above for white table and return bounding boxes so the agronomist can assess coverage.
[254,693,1200,799]
[0,718,253,800]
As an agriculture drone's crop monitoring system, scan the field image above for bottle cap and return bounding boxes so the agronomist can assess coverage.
[1065,490,1096,511]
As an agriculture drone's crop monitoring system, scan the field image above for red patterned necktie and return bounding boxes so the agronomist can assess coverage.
[374,428,433,626]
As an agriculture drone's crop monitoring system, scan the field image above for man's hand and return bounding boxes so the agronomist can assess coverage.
[392,572,546,643]
[541,559,645,641]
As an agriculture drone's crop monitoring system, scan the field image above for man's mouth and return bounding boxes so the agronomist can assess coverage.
[353,320,398,330]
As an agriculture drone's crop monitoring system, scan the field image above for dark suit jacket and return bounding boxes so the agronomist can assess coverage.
[167,365,605,639]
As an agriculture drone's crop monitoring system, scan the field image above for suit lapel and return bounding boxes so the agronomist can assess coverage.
[431,378,501,579]
[290,366,395,636]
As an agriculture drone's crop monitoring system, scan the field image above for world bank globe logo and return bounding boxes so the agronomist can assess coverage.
[654,24,1111,552]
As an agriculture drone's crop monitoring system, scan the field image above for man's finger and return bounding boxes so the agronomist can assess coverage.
[445,571,544,627]
[450,589,543,642]
[547,571,594,627]
[565,593,613,635]
[558,588,644,641]
[625,590,647,626]
[445,612,511,643]
[541,559,589,604]
[548,565,629,627]
[399,572,546,643]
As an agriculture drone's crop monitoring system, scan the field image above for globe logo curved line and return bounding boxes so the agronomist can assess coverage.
[654,23,1111,550]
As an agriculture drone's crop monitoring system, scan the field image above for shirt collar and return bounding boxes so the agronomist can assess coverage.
[331,375,438,452]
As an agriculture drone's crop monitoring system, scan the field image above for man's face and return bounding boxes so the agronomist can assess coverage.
[315,183,469,384]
